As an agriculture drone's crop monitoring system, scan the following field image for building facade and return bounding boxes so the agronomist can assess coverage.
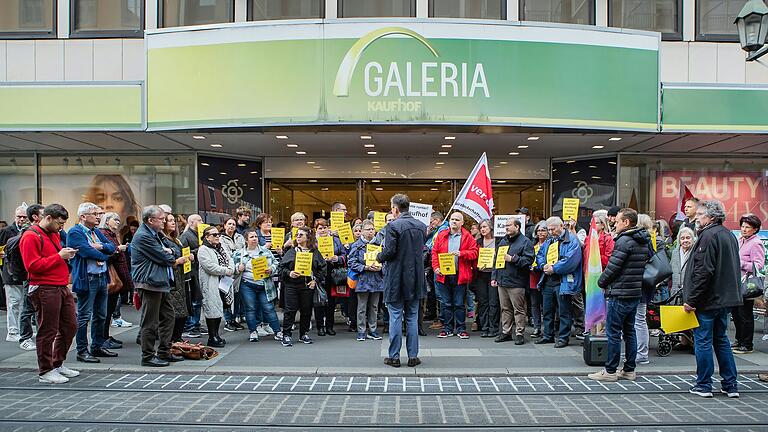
[1,0,767,229]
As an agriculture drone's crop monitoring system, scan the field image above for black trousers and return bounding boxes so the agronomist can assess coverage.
[282,284,313,338]
[425,270,437,319]
[138,290,174,362]
[347,290,358,327]
[733,299,755,350]
[314,290,337,331]
[103,291,121,340]
[473,272,499,334]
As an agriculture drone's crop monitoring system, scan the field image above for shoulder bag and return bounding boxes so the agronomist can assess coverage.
[643,247,672,292]
[742,263,765,300]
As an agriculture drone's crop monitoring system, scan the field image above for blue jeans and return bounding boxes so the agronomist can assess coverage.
[467,289,475,314]
[542,284,572,342]
[387,298,420,360]
[693,308,739,392]
[184,300,202,332]
[240,280,280,333]
[605,297,640,373]
[435,275,466,333]
[75,273,108,354]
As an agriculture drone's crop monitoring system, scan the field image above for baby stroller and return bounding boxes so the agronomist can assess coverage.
[647,291,694,357]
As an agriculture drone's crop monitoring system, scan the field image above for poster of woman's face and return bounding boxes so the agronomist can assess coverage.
[85,175,141,225]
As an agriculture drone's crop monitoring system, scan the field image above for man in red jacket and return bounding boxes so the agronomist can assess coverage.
[432,212,479,339]
[20,204,79,384]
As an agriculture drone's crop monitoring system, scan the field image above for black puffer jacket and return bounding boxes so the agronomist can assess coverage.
[598,227,651,299]
[491,232,535,288]
[683,222,742,312]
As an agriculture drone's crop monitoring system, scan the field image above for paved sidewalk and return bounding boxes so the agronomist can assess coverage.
[2,307,768,376]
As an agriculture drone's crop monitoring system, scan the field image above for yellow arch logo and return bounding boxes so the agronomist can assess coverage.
[333,27,439,97]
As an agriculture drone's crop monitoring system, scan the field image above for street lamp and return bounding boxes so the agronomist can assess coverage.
[735,0,768,61]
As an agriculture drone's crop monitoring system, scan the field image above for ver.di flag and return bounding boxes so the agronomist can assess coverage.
[584,217,606,330]
[451,153,494,223]
[674,181,695,221]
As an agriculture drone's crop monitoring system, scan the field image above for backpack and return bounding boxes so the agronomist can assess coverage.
[3,228,42,285]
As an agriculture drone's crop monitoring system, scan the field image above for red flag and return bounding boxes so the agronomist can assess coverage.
[675,182,695,221]
[451,153,494,222]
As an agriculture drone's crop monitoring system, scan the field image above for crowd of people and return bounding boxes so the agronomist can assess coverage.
[0,193,764,397]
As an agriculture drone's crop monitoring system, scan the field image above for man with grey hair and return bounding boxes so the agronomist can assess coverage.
[132,205,182,367]
[1,204,30,342]
[67,203,117,363]
[683,199,742,398]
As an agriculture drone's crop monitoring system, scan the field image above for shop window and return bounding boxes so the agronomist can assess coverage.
[71,0,143,38]
[198,155,263,224]
[429,0,505,19]
[552,157,617,229]
[39,155,195,230]
[248,0,323,20]
[696,0,742,42]
[363,180,454,217]
[0,0,56,38]
[609,0,682,41]
[0,155,37,225]
[268,180,357,224]
[339,0,416,18]
[520,0,595,25]
[160,0,235,28]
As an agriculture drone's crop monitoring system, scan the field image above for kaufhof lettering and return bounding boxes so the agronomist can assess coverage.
[364,62,489,98]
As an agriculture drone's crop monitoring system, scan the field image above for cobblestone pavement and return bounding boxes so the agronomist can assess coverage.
[0,372,767,431]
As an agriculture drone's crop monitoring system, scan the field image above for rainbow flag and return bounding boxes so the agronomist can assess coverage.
[584,217,606,330]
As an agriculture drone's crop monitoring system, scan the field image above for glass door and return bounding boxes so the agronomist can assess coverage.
[267,179,357,225]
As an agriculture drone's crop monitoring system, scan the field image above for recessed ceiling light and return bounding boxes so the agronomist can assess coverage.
[286,144,298,148]
[249,187,254,190]
[372,166,380,169]
[527,136,540,141]
[308,179,317,183]
[200,162,210,166]
[500,161,508,165]
[250,171,258,174]
[589,165,597,169]
[193,135,206,140]
[207,178,214,181]
[375,187,383,191]
[307,161,316,164]
[371,179,380,183]
[608,161,617,165]
[571,170,580,174]
[592,176,602,179]
[364,144,375,148]
[497,180,507,183]
[435,162,445,165]
[444,136,456,140]
[509,152,519,156]
[566,160,576,163]
[517,145,529,149]
[367,151,377,155]
[271,187,280,191]
[370,161,379,164]
[438,151,449,155]
[219,172,227,175]
[296,151,306,155]
[592,145,605,149]
[210,144,222,148]
[430,188,438,191]
[441,144,453,149]
[321,187,329,191]
[608,137,622,141]
[276,135,288,139]
[360,135,372,140]
[237,163,246,167]
[435,180,442,183]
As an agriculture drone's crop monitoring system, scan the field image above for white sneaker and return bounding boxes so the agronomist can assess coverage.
[274,331,283,341]
[249,331,260,342]
[256,324,270,337]
[57,365,81,378]
[262,324,275,335]
[6,333,20,342]
[39,369,69,384]
[19,339,36,351]
[111,318,133,328]
[587,369,618,382]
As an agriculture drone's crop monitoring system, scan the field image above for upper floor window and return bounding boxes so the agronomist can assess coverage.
[248,0,323,20]
[696,0,742,41]
[71,0,143,38]
[160,0,234,27]
[520,0,595,25]
[609,0,682,41]
[429,0,505,19]
[339,0,416,18]
[0,0,56,38]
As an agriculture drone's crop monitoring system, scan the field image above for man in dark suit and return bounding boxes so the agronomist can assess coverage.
[377,194,427,368]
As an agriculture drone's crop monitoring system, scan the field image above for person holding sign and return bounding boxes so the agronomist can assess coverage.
[347,220,385,342]
[277,227,327,347]
[313,219,347,337]
[282,212,308,250]
[491,218,535,345]
[198,226,238,348]
[472,220,500,339]
[179,214,204,338]
[160,213,193,345]
[254,213,282,256]
[431,212,479,339]
[529,222,549,339]
[234,229,281,343]
[534,217,583,349]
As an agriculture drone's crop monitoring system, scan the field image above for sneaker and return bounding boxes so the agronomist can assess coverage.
[437,331,452,338]
[6,334,20,343]
[357,332,366,342]
[281,335,293,347]
[616,370,636,381]
[367,331,383,340]
[274,331,283,341]
[224,322,237,332]
[19,339,36,351]
[636,358,650,365]
[458,331,470,339]
[689,386,713,398]
[38,369,69,384]
[531,328,542,338]
[199,327,208,335]
[256,324,270,337]
[575,331,589,341]
[182,330,202,338]
[111,318,133,328]
[261,324,275,335]
[587,369,618,382]
[57,365,80,378]
[300,334,313,344]
[649,329,662,337]
[732,346,754,354]
[720,388,740,398]
[249,331,260,342]
[232,321,245,330]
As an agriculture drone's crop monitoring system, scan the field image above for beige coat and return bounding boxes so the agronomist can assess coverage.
[198,245,234,319]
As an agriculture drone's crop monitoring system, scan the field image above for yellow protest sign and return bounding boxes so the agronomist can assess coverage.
[0,245,4,266]
[182,247,192,274]
[562,198,579,222]
[291,227,298,242]
[495,245,509,269]
[337,223,354,244]
[478,248,494,269]
[438,253,456,275]
[294,251,313,276]
[330,211,345,230]
[251,256,269,280]
[374,212,387,231]
[365,244,382,267]
[650,231,657,252]
[271,227,285,250]
[532,244,541,268]
[546,241,559,265]
[318,236,334,259]
[660,306,700,333]
[197,223,210,246]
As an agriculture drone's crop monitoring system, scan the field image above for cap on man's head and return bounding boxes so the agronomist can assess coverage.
[515,207,530,215]
[607,206,621,217]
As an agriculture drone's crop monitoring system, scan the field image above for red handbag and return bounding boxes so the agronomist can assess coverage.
[133,291,141,310]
